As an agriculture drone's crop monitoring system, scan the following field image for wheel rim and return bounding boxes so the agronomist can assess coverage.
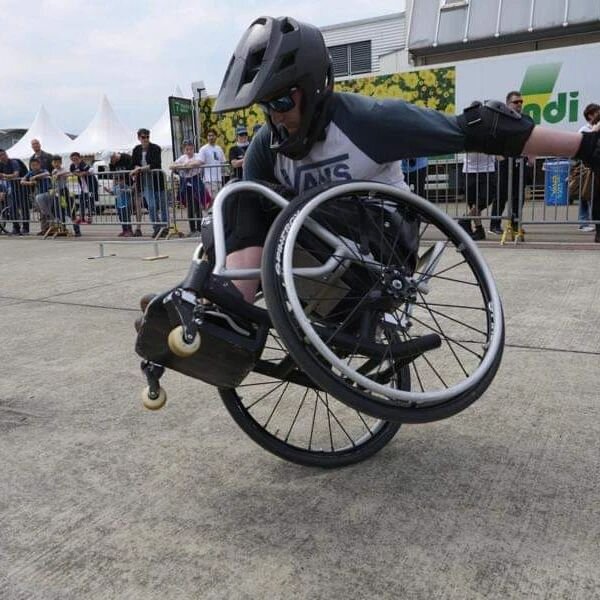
[277,182,503,407]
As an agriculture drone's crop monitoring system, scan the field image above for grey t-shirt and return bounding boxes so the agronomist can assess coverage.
[244,92,466,194]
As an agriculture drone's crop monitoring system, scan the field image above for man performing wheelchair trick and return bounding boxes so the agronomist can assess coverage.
[135,16,600,467]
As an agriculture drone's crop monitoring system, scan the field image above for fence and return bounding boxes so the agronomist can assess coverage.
[0,164,232,238]
[404,155,599,242]
[1,157,598,242]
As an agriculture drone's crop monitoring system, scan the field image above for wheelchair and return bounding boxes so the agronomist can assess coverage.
[134,181,505,468]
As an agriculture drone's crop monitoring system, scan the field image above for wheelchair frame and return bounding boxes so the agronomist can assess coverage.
[135,180,505,466]
[207,181,504,406]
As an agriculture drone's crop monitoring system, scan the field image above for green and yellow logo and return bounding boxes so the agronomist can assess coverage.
[520,63,579,124]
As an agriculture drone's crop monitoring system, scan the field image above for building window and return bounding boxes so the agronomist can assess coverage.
[328,41,372,77]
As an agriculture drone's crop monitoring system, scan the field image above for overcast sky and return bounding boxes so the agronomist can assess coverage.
[1,0,406,134]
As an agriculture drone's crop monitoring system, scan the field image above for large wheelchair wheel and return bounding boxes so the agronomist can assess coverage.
[261,182,504,424]
[218,298,406,468]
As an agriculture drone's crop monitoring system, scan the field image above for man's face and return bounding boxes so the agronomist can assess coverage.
[207,132,217,145]
[265,88,303,136]
[183,143,194,156]
[30,161,41,171]
[31,139,41,153]
[508,95,524,114]
[0,151,7,163]
[237,133,248,144]
[71,155,81,166]
[138,132,150,147]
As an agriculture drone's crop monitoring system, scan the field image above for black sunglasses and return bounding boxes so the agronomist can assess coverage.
[139,134,150,139]
[260,88,297,113]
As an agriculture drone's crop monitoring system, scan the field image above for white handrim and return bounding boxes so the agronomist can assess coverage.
[280,182,504,406]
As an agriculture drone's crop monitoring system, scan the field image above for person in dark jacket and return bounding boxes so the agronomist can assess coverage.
[130,128,168,238]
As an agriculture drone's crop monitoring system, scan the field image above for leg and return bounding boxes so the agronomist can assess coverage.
[143,185,159,236]
[227,246,263,303]
[7,190,20,234]
[158,189,169,229]
[19,187,30,234]
[490,159,510,232]
[35,193,52,233]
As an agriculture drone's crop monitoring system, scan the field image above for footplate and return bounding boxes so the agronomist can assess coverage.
[135,290,268,388]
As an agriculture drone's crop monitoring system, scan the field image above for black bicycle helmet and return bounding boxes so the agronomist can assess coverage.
[214,16,333,159]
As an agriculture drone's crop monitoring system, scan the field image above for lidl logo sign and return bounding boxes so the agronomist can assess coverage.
[520,63,579,124]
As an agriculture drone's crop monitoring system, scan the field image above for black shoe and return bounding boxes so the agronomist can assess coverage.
[457,219,472,235]
[595,231,600,243]
[134,228,143,237]
[471,226,486,241]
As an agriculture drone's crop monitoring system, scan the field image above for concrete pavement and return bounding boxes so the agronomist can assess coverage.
[0,237,599,600]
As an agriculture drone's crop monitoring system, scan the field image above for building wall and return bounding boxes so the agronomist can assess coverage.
[407,0,600,63]
[321,13,407,77]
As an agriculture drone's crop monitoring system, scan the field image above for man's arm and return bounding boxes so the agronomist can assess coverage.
[335,93,598,167]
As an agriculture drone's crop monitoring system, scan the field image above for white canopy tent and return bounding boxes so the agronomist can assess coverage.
[71,95,137,157]
[5,105,73,159]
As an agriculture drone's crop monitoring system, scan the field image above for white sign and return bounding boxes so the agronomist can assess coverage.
[456,43,600,130]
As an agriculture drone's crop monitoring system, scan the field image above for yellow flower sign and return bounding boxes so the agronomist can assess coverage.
[199,66,456,151]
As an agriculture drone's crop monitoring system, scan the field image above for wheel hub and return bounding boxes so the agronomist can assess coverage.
[381,267,417,302]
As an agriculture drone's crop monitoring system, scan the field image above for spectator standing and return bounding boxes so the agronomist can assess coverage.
[69,152,99,224]
[489,91,531,235]
[131,128,168,238]
[21,157,53,235]
[170,140,205,236]
[29,139,53,171]
[575,103,600,231]
[228,125,250,180]
[101,150,134,236]
[198,128,226,198]
[458,152,497,241]
[0,149,29,235]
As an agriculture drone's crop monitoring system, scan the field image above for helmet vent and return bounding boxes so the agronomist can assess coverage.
[278,51,296,71]
[280,19,296,34]
[243,48,266,84]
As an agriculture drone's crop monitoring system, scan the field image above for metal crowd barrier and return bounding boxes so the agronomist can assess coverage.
[1,156,598,244]
[0,164,232,238]
[406,154,598,243]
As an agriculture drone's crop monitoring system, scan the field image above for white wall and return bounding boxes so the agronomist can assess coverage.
[321,13,406,77]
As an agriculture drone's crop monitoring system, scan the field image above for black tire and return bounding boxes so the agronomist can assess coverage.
[219,327,406,468]
[261,182,504,424]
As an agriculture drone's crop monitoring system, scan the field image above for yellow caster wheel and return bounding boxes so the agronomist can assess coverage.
[140,293,157,313]
[142,386,167,410]
[168,325,201,357]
